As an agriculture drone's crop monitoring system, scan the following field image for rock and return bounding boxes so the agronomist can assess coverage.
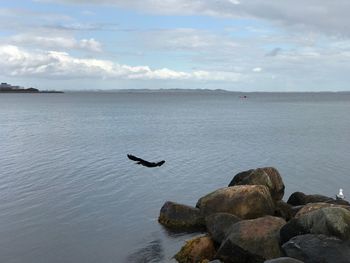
[229,167,285,201]
[216,216,286,263]
[287,192,333,206]
[158,201,204,230]
[205,213,241,244]
[329,199,350,206]
[174,235,216,263]
[280,207,350,244]
[290,205,304,216]
[274,201,294,221]
[264,257,304,263]
[196,185,275,219]
[295,202,350,218]
[282,234,350,263]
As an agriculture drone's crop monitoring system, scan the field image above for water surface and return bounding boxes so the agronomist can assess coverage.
[1,91,350,262]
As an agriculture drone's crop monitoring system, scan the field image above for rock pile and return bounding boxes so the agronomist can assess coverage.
[158,167,350,263]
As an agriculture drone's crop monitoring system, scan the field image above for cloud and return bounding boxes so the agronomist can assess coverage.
[7,34,102,52]
[0,45,242,81]
[140,28,237,51]
[36,0,350,36]
[252,67,262,72]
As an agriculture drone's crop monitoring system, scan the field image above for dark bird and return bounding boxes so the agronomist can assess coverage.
[127,154,165,168]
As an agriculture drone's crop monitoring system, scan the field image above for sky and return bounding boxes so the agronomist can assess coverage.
[1,0,350,91]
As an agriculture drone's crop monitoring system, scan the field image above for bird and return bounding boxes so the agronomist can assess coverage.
[127,154,165,168]
[336,188,345,200]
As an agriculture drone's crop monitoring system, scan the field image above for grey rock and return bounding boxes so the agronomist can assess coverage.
[287,192,332,206]
[264,257,304,263]
[280,207,350,244]
[282,234,350,263]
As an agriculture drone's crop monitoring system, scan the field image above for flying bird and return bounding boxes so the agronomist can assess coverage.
[127,154,165,168]
[336,188,345,200]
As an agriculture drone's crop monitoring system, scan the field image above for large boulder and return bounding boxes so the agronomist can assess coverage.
[295,202,350,218]
[282,234,350,263]
[196,185,275,219]
[280,207,350,244]
[174,235,216,263]
[287,192,333,205]
[216,216,286,263]
[158,201,204,230]
[229,167,285,201]
[264,258,304,263]
[205,213,241,244]
[274,201,294,221]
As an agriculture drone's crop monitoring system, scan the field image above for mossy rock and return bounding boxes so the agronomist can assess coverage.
[174,235,216,263]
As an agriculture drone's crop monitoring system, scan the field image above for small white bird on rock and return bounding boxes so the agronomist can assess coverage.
[336,188,345,200]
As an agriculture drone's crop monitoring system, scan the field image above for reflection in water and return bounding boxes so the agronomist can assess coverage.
[126,239,164,263]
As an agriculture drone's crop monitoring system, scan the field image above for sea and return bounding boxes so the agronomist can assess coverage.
[1,91,350,263]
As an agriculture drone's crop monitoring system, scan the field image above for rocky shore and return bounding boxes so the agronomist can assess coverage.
[158,167,350,263]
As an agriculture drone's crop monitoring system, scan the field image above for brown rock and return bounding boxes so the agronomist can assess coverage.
[158,201,204,230]
[216,216,286,263]
[196,185,275,219]
[229,167,285,201]
[274,201,293,221]
[174,235,216,263]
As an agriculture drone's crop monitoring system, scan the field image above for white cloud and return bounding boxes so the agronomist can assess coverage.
[8,34,102,52]
[252,67,262,72]
[0,45,242,81]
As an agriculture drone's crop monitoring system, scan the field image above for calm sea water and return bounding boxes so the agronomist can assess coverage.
[1,91,350,263]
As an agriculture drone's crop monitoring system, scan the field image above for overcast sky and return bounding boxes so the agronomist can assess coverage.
[1,0,350,91]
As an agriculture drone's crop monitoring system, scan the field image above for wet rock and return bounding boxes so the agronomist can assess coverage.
[229,167,285,201]
[287,192,333,206]
[216,216,286,263]
[174,235,216,263]
[282,234,350,263]
[274,201,294,221]
[196,185,275,219]
[280,207,350,244]
[264,257,304,263]
[205,213,241,244]
[158,201,204,230]
[295,202,350,218]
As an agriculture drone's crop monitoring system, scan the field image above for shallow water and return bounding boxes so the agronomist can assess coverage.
[1,91,350,262]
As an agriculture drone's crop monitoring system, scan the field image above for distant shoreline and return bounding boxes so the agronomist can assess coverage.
[0,90,64,94]
[63,89,350,94]
[0,82,63,94]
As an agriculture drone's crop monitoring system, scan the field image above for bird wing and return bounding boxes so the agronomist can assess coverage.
[127,154,144,162]
[157,161,165,166]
